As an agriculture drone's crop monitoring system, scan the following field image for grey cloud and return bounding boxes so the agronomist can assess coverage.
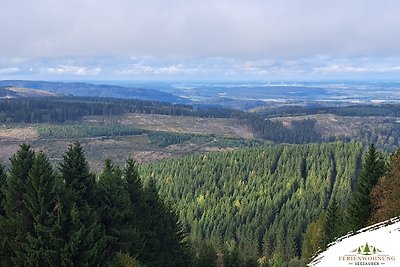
[1,0,400,60]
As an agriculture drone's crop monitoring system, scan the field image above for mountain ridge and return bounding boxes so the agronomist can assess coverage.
[0,80,188,103]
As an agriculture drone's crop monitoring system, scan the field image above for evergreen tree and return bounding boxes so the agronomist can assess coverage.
[97,159,141,262]
[300,212,327,266]
[325,198,343,243]
[0,144,35,266]
[0,163,6,216]
[195,242,217,267]
[23,152,63,266]
[59,141,107,266]
[347,144,386,231]
[140,179,193,267]
[123,158,144,225]
[122,158,146,256]
[363,243,371,255]
[0,163,8,265]
[369,149,400,224]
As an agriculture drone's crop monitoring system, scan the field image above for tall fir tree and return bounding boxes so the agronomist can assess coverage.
[97,159,141,262]
[347,144,386,231]
[0,144,35,266]
[0,163,8,265]
[124,158,143,218]
[59,141,107,266]
[0,163,6,216]
[325,198,343,243]
[22,152,64,266]
[140,179,194,267]
[122,158,146,256]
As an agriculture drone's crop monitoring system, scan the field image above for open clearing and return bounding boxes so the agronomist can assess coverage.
[271,114,396,137]
[85,113,255,139]
[0,126,39,140]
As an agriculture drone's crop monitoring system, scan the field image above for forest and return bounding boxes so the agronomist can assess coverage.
[0,142,193,267]
[1,142,399,266]
[0,97,324,144]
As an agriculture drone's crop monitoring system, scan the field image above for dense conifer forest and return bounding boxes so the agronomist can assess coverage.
[0,143,193,267]
[0,142,399,266]
[140,142,363,266]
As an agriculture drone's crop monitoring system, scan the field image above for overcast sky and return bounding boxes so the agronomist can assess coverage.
[1,0,400,80]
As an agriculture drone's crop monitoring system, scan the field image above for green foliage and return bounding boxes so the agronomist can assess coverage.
[300,212,327,266]
[108,252,145,267]
[59,141,107,266]
[0,143,195,266]
[195,242,217,267]
[0,144,35,265]
[324,198,344,243]
[0,96,192,123]
[140,142,363,265]
[98,159,138,259]
[347,144,386,231]
[139,179,194,267]
[23,152,63,266]
[148,131,192,147]
[0,164,6,216]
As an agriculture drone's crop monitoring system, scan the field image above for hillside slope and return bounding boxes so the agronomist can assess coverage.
[140,142,363,262]
[0,86,58,98]
[0,80,188,103]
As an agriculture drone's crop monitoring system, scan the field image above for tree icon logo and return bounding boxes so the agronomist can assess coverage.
[351,242,383,255]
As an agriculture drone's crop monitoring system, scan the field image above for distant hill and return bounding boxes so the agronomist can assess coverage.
[0,86,59,98]
[0,80,188,104]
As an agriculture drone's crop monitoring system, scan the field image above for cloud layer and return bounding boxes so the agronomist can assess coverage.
[0,0,399,79]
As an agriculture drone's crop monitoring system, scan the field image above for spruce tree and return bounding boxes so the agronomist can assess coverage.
[0,144,35,266]
[0,163,8,265]
[97,159,141,261]
[140,179,193,267]
[325,198,342,243]
[122,158,145,256]
[59,141,107,266]
[23,152,63,266]
[195,242,217,267]
[124,158,143,217]
[347,144,386,231]
[0,163,6,216]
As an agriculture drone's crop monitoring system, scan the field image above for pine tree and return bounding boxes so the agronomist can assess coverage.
[59,141,107,266]
[23,152,63,266]
[347,144,386,231]
[0,144,35,266]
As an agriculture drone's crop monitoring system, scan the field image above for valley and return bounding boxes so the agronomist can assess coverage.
[0,81,399,267]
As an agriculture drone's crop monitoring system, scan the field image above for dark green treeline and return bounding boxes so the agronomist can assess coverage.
[140,142,363,266]
[0,142,192,267]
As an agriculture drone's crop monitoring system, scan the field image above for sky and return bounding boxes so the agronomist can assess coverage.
[1,0,400,81]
